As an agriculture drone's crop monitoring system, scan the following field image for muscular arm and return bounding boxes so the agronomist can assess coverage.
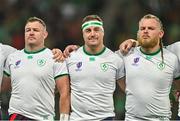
[1,74,11,92]
[172,79,180,101]
[117,77,126,93]
[174,78,180,91]
[56,75,70,120]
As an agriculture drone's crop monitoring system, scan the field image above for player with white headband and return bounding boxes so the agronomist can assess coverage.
[81,20,104,32]
[66,15,125,121]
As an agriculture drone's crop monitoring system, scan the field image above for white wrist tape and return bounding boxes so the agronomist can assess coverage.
[60,113,69,121]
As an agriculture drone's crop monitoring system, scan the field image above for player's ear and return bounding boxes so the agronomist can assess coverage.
[44,31,48,39]
[159,30,164,39]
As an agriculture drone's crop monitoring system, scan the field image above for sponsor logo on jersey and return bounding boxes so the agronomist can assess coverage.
[145,55,152,60]
[27,55,33,59]
[89,57,95,61]
[14,60,21,68]
[75,62,82,71]
[157,62,165,70]
[100,63,109,72]
[37,59,46,67]
[132,57,140,66]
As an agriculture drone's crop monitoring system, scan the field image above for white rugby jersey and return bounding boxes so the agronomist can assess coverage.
[117,46,180,120]
[0,43,16,85]
[166,41,180,117]
[0,43,16,109]
[4,48,68,120]
[66,46,125,121]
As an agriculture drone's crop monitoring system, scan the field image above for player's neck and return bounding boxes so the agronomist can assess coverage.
[140,44,160,54]
[25,44,45,52]
[84,44,105,55]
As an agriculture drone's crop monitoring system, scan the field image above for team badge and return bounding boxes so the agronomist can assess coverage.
[100,63,109,72]
[157,62,165,70]
[37,59,46,67]
[75,62,82,71]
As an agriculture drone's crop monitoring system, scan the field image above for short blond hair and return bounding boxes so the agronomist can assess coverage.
[26,17,46,29]
[139,14,163,30]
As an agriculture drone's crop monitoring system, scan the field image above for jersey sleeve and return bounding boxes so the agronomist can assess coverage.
[115,50,123,59]
[53,60,69,80]
[166,42,180,60]
[174,56,180,79]
[2,44,17,59]
[116,56,125,80]
[166,42,180,79]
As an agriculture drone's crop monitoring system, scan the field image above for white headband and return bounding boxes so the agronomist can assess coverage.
[81,20,104,31]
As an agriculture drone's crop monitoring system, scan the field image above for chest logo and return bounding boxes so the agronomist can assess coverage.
[37,59,46,67]
[14,60,21,68]
[75,62,82,71]
[132,57,140,66]
[100,63,109,72]
[134,57,140,63]
[157,62,165,70]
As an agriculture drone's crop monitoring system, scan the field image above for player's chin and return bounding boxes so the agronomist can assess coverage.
[89,43,99,47]
[27,41,37,46]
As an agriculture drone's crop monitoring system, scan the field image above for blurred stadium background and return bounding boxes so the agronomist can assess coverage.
[0,0,179,120]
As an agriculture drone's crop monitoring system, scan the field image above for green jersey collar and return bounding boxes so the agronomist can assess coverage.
[83,46,106,56]
[24,47,46,54]
[140,47,161,56]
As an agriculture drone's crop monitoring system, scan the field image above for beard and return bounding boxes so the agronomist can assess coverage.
[137,35,159,49]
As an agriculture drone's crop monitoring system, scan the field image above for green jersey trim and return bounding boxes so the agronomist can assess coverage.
[83,46,106,56]
[24,47,46,54]
[140,47,161,56]
[175,76,180,80]
[54,74,69,80]
[3,71,10,77]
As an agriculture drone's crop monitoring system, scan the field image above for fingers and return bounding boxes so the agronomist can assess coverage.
[119,39,134,55]
[119,43,131,55]
[120,45,130,55]
[63,49,70,58]
[52,48,64,62]
[63,45,79,58]
[56,55,65,62]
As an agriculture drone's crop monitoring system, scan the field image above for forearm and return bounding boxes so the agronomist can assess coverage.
[117,77,126,93]
[1,76,11,93]
[56,75,70,121]
[174,80,180,90]
[60,95,70,113]
[59,94,70,121]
